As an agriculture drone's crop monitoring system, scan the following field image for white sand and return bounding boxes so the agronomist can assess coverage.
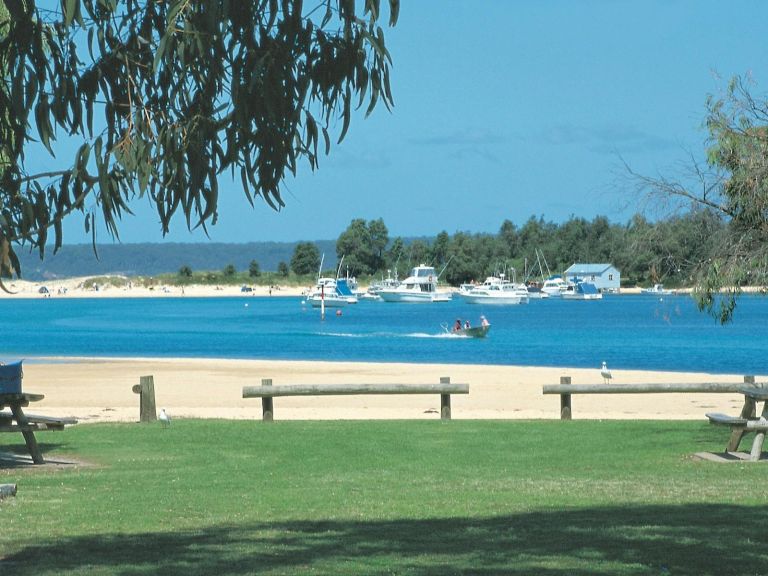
[3,277,310,299]
[17,357,757,424]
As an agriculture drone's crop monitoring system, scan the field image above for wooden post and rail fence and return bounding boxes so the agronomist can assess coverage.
[542,375,768,460]
[242,377,469,421]
[543,375,761,420]
[128,375,468,422]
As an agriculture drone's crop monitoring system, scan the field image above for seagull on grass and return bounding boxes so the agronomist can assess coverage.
[600,361,612,384]
[159,408,171,428]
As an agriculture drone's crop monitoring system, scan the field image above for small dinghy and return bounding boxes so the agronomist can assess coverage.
[443,316,491,338]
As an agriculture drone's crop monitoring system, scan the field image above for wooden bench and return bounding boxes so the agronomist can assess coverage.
[0,412,78,432]
[706,413,750,427]
[705,387,768,461]
[243,377,469,421]
[543,376,760,420]
[0,393,78,464]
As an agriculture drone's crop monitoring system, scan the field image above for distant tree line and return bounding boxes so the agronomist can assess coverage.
[283,210,726,288]
[17,211,726,290]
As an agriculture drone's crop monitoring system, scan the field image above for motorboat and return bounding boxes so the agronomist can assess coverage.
[450,324,490,338]
[378,264,452,303]
[458,275,527,305]
[362,270,401,300]
[541,275,568,297]
[306,277,358,307]
[305,255,358,308]
[561,280,602,300]
[443,316,491,338]
[525,283,549,299]
[641,283,674,295]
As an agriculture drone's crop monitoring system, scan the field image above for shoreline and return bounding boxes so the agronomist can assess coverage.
[0,275,700,299]
[4,274,765,300]
[17,357,757,424]
[2,277,310,299]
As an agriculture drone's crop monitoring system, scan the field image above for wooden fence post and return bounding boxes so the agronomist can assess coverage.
[728,375,756,451]
[560,376,572,420]
[131,375,157,423]
[261,378,274,421]
[440,376,451,420]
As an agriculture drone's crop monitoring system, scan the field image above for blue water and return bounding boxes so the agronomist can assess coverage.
[1,293,767,374]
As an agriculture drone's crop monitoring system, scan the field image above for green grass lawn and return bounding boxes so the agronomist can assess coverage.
[1,419,767,575]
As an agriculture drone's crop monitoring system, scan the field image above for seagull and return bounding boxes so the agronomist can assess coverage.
[600,361,612,384]
[159,408,171,428]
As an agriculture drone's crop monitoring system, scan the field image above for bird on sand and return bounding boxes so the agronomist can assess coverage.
[159,408,171,427]
[600,361,612,384]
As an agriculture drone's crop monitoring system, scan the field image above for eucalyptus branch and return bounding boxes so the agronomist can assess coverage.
[8,179,97,245]
[622,158,732,216]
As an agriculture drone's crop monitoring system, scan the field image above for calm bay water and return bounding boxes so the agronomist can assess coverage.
[1,293,767,374]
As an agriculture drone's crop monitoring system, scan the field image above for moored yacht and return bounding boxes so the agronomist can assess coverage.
[362,270,401,300]
[378,264,452,303]
[541,275,568,297]
[306,277,358,307]
[641,283,674,295]
[458,274,528,305]
[561,280,602,300]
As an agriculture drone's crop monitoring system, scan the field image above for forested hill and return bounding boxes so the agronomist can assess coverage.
[15,241,338,281]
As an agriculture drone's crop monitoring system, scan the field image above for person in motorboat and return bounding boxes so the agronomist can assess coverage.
[480,315,490,327]
[454,319,462,332]
[464,320,471,329]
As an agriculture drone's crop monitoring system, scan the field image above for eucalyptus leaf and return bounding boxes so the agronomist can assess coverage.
[0,0,399,277]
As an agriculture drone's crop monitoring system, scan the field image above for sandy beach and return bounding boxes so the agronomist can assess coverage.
[2,277,310,299]
[17,357,757,424]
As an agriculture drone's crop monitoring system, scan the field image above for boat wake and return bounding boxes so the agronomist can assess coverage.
[319,331,469,339]
[409,332,470,339]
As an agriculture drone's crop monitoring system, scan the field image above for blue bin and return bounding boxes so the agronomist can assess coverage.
[0,361,23,394]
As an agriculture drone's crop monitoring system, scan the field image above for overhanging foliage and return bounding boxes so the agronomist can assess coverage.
[628,75,768,322]
[0,0,398,278]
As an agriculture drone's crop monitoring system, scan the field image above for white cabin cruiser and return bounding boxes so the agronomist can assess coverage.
[378,264,452,303]
[306,277,358,307]
[541,276,568,297]
[641,283,674,295]
[458,275,527,305]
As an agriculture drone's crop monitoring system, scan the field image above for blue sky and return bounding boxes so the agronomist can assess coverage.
[52,1,768,244]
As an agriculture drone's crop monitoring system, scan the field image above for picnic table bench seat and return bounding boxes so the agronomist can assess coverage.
[707,413,768,430]
[0,392,77,464]
[706,386,768,461]
[1,363,78,464]
[706,413,749,426]
[0,411,77,432]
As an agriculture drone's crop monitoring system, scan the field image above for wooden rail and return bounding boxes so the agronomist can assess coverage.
[543,375,764,419]
[243,377,469,421]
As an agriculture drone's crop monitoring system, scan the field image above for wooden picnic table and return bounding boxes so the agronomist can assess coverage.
[707,387,768,462]
[0,392,76,464]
